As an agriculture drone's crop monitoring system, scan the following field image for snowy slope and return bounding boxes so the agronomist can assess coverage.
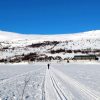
[0,31,22,41]
[0,30,100,60]
[0,30,100,41]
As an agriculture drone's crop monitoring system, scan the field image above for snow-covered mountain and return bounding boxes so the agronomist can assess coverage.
[0,30,100,41]
[0,30,100,49]
[0,30,100,62]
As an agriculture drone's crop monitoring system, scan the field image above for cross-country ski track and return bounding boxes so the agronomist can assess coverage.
[0,63,100,100]
[45,67,100,100]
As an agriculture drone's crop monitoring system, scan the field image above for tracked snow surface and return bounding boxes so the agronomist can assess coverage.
[0,62,100,100]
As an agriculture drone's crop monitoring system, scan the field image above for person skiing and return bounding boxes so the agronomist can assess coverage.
[47,64,50,69]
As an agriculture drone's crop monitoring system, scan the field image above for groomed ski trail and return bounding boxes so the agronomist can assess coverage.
[52,67,100,100]
[45,67,100,100]
[45,69,68,100]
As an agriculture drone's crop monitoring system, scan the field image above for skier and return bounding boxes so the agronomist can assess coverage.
[47,64,50,69]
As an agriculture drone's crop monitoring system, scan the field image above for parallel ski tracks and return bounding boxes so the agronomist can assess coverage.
[52,68,100,100]
[49,70,68,100]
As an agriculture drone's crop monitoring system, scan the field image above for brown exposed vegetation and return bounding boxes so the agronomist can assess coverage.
[28,41,60,48]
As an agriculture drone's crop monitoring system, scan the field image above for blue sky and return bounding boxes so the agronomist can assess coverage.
[0,0,100,34]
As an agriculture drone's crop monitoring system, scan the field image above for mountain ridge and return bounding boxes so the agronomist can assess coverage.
[0,30,100,62]
[0,30,100,42]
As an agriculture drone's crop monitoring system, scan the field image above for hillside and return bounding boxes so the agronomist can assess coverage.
[0,30,100,63]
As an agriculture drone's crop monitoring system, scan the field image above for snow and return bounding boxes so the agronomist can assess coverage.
[0,30,100,60]
[0,62,100,100]
[0,31,22,41]
[0,63,46,100]
[0,30,100,99]
[45,69,59,100]
[0,30,100,42]
[52,62,100,93]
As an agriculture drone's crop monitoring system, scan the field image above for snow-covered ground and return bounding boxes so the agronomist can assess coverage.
[0,30,100,99]
[0,62,100,100]
[0,63,46,100]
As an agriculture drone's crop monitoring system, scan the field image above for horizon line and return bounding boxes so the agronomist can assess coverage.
[0,29,100,35]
